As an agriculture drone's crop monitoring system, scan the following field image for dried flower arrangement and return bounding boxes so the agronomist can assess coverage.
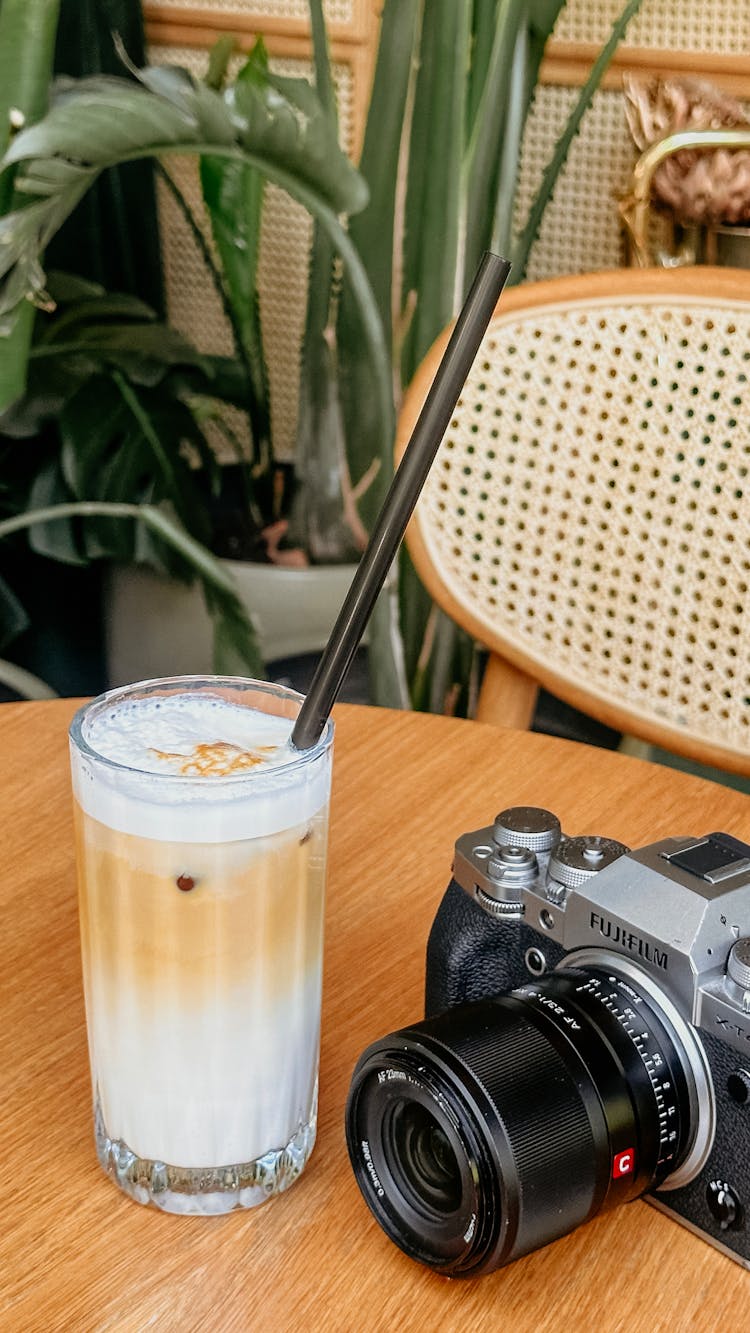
[623,73,750,227]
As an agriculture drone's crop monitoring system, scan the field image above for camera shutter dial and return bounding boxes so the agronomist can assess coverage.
[549,836,629,889]
[493,807,561,853]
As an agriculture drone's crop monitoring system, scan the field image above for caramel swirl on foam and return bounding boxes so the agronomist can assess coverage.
[149,741,278,777]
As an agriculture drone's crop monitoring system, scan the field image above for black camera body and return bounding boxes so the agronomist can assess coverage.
[346,807,750,1276]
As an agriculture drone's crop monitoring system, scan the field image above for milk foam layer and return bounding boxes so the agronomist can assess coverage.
[85,693,294,774]
[71,691,332,843]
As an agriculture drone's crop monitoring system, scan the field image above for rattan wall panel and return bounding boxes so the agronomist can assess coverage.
[148,0,354,21]
[515,84,637,281]
[149,2,750,463]
[553,0,750,55]
[149,45,353,461]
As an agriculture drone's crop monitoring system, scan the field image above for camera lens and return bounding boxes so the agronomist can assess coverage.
[388,1102,463,1214]
[345,962,713,1276]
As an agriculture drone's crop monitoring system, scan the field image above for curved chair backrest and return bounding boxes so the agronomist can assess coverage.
[396,268,750,776]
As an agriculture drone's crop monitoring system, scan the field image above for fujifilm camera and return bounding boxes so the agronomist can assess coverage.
[345,807,750,1276]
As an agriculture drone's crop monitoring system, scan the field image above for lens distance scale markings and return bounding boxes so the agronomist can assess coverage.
[575,972,682,1175]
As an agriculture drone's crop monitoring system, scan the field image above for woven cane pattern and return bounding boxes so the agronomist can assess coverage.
[553,0,750,55]
[417,296,750,750]
[149,46,353,460]
[516,85,636,280]
[148,0,354,22]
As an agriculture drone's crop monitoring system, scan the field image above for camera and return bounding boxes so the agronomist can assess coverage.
[345,806,750,1277]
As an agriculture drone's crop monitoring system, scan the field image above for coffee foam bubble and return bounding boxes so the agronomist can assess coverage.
[71,693,332,843]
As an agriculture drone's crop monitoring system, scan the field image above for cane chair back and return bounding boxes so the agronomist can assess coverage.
[396,268,750,777]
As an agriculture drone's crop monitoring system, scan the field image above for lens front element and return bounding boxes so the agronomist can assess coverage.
[388,1102,463,1214]
[351,1068,497,1272]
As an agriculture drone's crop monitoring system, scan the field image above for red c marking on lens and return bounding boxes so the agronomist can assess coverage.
[612,1149,635,1178]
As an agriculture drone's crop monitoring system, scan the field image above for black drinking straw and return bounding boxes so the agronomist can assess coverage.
[291,250,511,751]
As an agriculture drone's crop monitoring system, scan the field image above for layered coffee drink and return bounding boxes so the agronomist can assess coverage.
[69,678,334,1214]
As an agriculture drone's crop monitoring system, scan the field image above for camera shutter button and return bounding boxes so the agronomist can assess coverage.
[486,845,537,885]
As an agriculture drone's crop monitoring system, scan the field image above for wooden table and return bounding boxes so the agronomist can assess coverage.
[2,699,750,1332]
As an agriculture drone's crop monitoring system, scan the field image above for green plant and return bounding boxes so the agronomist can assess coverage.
[0,0,644,710]
[0,39,389,438]
[0,271,269,675]
[0,0,60,408]
[0,7,393,692]
[296,0,645,714]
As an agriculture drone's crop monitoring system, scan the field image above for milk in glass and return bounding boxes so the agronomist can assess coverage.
[69,678,333,1214]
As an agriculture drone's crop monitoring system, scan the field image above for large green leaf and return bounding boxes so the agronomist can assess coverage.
[0,499,264,674]
[0,60,392,488]
[334,0,420,538]
[2,65,366,283]
[59,373,128,495]
[27,458,85,563]
[400,0,471,384]
[0,281,218,439]
[0,0,61,408]
[30,320,211,380]
[199,42,271,467]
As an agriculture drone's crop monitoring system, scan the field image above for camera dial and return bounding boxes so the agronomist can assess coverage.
[726,939,750,1011]
[548,835,630,890]
[493,806,561,854]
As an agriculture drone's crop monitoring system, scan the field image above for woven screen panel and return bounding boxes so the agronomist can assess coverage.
[148,45,354,461]
[518,0,750,281]
[515,85,637,281]
[553,0,750,54]
[149,0,354,20]
[416,298,750,749]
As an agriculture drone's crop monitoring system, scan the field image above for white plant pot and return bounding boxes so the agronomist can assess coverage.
[104,560,360,688]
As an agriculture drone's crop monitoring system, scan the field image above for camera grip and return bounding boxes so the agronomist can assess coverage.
[424,879,530,1017]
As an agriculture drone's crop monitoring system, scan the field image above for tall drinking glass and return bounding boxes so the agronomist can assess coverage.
[69,676,334,1214]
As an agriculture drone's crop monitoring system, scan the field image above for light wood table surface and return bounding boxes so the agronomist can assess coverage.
[2,699,750,1332]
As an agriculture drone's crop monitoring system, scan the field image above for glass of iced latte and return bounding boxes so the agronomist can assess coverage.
[69,676,333,1214]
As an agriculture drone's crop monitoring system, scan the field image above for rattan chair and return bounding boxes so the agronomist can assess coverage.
[395,267,750,777]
